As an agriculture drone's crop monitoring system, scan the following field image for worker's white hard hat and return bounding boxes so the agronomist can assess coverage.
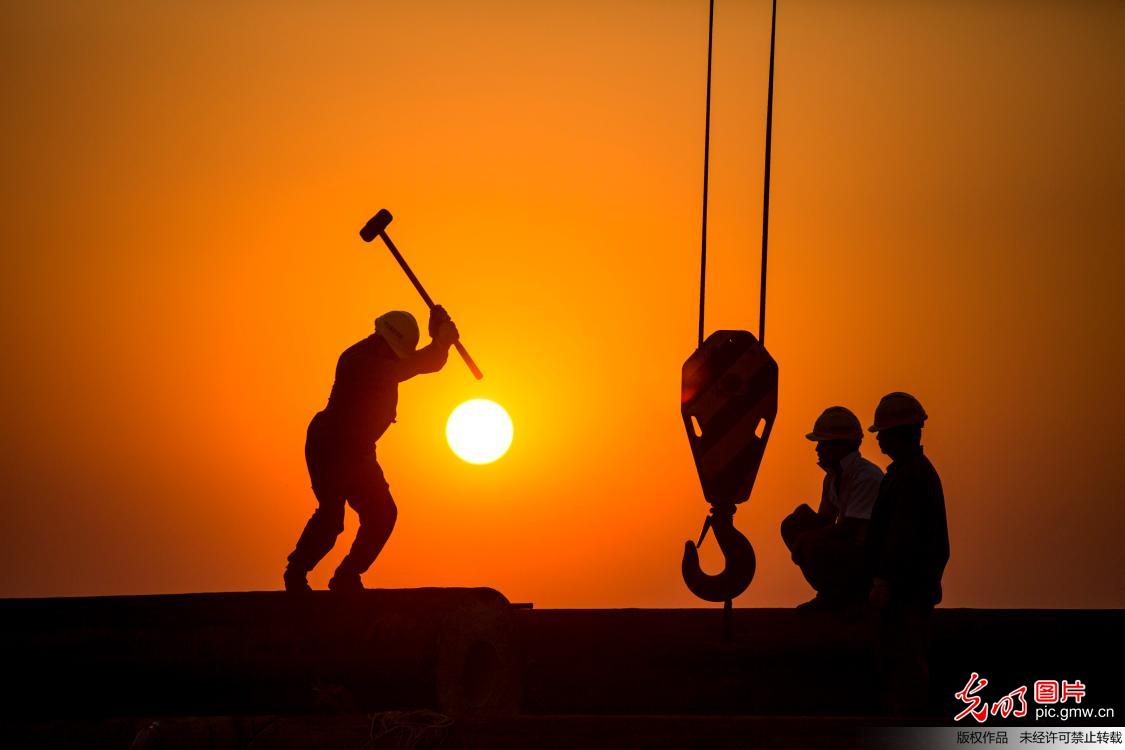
[869,392,928,433]
[375,310,420,359]
[805,406,863,442]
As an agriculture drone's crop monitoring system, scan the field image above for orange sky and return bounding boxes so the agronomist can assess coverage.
[2,1,1123,607]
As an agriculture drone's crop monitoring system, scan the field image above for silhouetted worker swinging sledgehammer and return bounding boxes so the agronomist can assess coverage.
[284,210,473,592]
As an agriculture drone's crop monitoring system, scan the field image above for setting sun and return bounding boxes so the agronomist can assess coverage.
[446,399,514,465]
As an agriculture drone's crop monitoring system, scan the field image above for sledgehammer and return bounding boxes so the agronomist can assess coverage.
[360,209,484,380]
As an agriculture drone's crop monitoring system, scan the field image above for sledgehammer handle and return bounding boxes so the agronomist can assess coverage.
[377,229,484,381]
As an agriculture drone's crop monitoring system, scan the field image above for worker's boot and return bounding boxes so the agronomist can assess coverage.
[283,566,312,592]
[328,570,364,592]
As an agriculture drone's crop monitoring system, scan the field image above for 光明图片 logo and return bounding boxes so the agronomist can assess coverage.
[955,673,1115,723]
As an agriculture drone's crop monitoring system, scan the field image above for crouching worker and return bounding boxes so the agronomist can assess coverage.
[781,406,884,611]
[284,306,460,592]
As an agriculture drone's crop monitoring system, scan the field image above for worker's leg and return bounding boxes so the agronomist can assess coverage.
[780,504,827,561]
[285,486,346,584]
[800,533,869,598]
[331,462,397,587]
[285,418,347,588]
[784,508,860,610]
[878,603,934,715]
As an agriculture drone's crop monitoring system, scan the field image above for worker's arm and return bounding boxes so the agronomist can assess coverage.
[395,340,450,379]
[872,492,916,587]
[815,498,837,519]
[832,464,880,543]
[871,468,938,604]
[815,475,836,518]
[390,306,459,382]
[868,482,893,608]
[919,473,950,599]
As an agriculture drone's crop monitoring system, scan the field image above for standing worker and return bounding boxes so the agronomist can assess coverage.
[866,392,950,715]
[284,306,460,592]
[781,406,883,611]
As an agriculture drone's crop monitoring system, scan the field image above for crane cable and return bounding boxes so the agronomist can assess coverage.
[697,0,778,349]
[759,0,777,347]
[697,0,715,349]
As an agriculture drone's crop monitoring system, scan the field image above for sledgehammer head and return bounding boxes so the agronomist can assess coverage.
[359,209,393,242]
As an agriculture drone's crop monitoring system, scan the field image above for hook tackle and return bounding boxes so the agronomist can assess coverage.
[681,504,756,603]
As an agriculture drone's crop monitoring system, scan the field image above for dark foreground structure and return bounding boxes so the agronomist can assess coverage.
[2,589,1121,749]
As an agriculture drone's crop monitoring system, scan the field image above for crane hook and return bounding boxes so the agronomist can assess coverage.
[681,503,757,603]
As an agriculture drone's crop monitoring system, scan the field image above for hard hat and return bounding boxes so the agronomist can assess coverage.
[869,392,928,433]
[374,310,419,359]
[805,406,863,442]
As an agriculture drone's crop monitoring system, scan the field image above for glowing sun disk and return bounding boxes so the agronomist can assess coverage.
[446,399,513,464]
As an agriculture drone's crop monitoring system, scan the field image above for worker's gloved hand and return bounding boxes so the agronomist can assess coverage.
[869,578,891,610]
[435,320,460,346]
[429,305,452,339]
